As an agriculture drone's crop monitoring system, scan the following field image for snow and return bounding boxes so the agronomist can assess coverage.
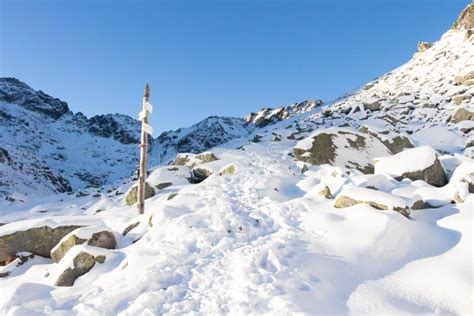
[374,146,438,176]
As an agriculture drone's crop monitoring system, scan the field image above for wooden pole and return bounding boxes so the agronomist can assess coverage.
[137,83,150,214]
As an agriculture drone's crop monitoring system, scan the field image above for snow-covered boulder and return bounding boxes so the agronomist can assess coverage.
[374,146,447,187]
[51,226,116,263]
[54,246,108,287]
[125,182,155,206]
[358,125,414,154]
[294,128,392,174]
[173,152,218,168]
[334,186,410,217]
[0,224,82,263]
[451,107,474,123]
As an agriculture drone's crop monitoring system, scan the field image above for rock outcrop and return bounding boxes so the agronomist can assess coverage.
[51,227,116,263]
[0,225,82,263]
[452,3,474,30]
[294,129,392,174]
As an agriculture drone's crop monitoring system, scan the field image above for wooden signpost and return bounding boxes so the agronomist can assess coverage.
[137,83,153,214]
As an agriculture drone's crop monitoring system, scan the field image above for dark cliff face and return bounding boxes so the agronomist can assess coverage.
[452,3,474,30]
[87,114,140,144]
[0,78,70,119]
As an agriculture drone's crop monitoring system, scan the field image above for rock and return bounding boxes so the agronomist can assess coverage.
[383,135,415,154]
[173,152,218,168]
[0,225,82,263]
[334,186,410,217]
[244,100,323,128]
[167,193,178,200]
[417,42,433,52]
[219,164,236,176]
[364,100,382,111]
[122,222,140,236]
[451,108,474,123]
[125,182,155,206]
[294,129,392,174]
[156,182,172,190]
[453,95,470,105]
[189,167,213,183]
[358,126,414,154]
[465,29,474,41]
[374,146,447,187]
[55,251,105,287]
[319,186,332,199]
[51,227,116,263]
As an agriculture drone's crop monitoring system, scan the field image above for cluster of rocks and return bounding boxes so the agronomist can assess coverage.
[0,223,117,286]
[245,100,323,128]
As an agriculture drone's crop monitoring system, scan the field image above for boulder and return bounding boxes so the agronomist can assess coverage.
[0,225,82,263]
[294,129,392,174]
[51,227,116,263]
[374,146,447,187]
[125,182,155,206]
[219,164,237,176]
[173,152,218,168]
[417,41,433,52]
[189,167,213,183]
[334,186,410,217]
[358,125,414,154]
[451,108,474,123]
[55,250,106,287]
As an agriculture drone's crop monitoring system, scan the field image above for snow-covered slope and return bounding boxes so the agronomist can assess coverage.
[0,78,142,197]
[0,4,473,315]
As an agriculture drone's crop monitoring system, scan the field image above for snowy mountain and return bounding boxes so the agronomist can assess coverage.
[0,3,473,315]
[0,78,321,197]
[0,78,143,197]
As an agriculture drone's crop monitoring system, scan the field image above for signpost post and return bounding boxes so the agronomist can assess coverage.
[137,83,153,214]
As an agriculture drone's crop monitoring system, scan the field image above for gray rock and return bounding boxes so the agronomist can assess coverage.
[190,167,213,183]
[451,108,474,123]
[334,195,410,217]
[399,158,447,187]
[51,229,116,263]
[0,225,82,263]
[125,182,155,206]
[156,182,172,190]
[55,251,105,287]
[294,130,391,174]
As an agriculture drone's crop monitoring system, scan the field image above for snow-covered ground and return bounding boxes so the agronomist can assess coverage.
[0,146,472,315]
[1,5,474,316]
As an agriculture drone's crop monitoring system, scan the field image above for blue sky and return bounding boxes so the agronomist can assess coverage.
[0,0,469,133]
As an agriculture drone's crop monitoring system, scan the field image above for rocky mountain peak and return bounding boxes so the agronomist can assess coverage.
[245,99,323,128]
[452,2,474,30]
[0,77,70,119]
